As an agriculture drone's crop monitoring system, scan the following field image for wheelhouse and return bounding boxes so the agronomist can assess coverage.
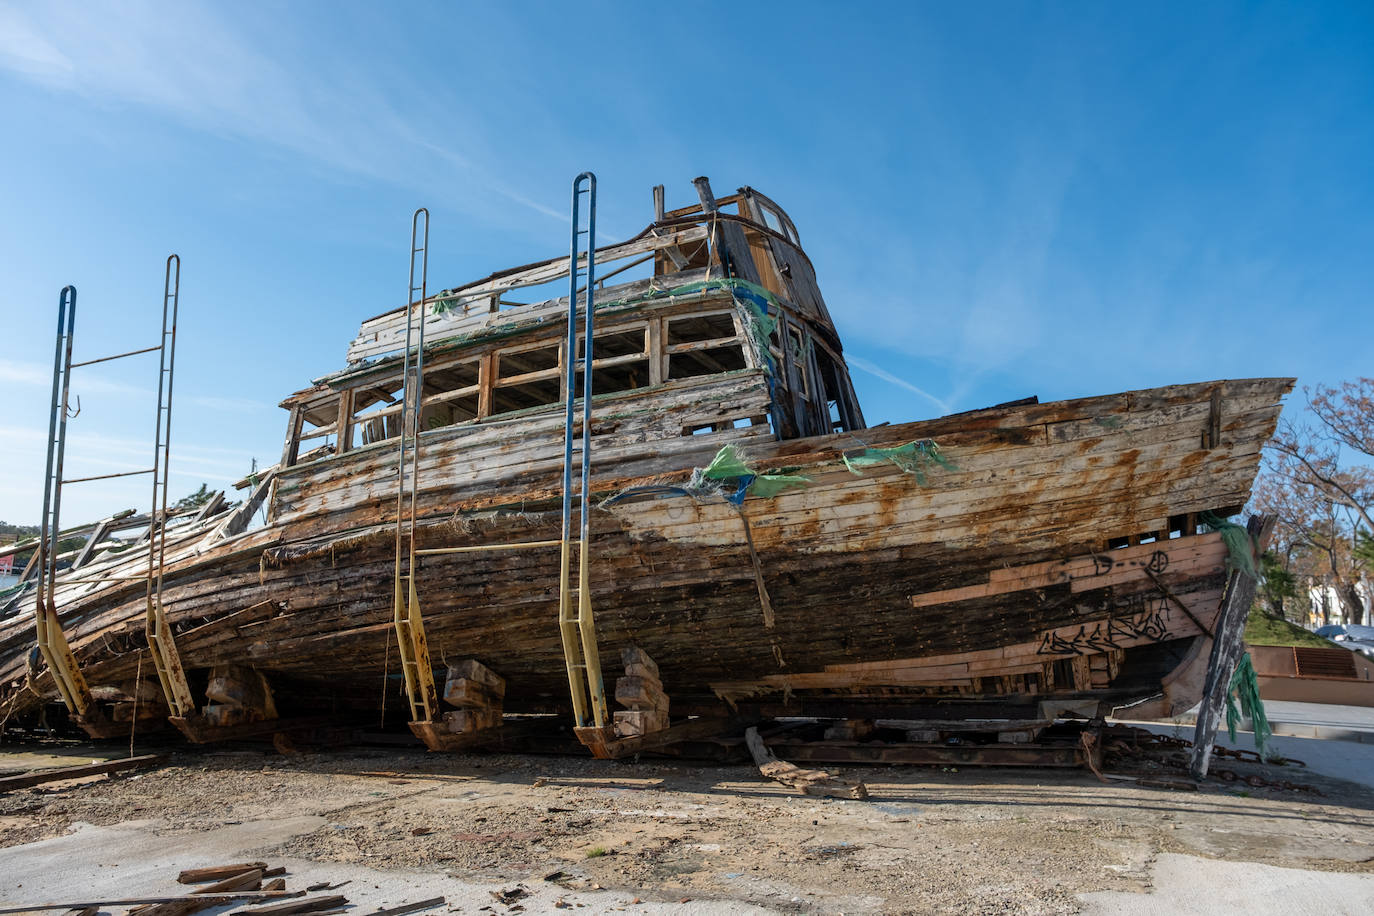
[273,180,866,483]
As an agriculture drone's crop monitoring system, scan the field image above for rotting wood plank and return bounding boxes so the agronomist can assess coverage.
[349,898,446,916]
[228,896,347,916]
[0,754,165,793]
[0,894,292,915]
[178,863,269,884]
[744,726,868,799]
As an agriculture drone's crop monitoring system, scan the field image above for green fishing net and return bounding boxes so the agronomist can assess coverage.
[700,443,754,481]
[1200,512,1258,579]
[842,439,955,485]
[1224,651,1273,757]
[691,444,810,504]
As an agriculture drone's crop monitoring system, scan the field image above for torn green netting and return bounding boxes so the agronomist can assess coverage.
[1225,651,1272,757]
[699,443,754,480]
[1200,512,1257,579]
[842,439,954,485]
[691,444,810,504]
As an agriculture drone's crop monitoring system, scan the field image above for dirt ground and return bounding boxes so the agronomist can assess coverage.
[3,737,1374,915]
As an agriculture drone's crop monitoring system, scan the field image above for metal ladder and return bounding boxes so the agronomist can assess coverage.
[144,256,195,718]
[392,207,440,723]
[557,171,609,731]
[35,256,192,730]
[391,174,611,740]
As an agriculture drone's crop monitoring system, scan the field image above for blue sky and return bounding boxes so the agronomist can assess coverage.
[1,1,1371,524]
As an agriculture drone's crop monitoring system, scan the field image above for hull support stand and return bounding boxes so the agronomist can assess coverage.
[1189,514,1274,780]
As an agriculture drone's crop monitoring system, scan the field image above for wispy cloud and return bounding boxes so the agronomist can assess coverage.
[0,357,148,398]
[0,424,255,478]
[848,356,951,415]
[0,0,567,226]
[0,360,48,387]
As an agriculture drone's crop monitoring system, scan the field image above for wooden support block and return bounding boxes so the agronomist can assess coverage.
[614,709,670,737]
[573,725,619,758]
[444,708,501,734]
[444,660,505,697]
[625,662,658,681]
[205,666,275,716]
[112,701,170,723]
[203,704,266,729]
[614,676,668,711]
[441,679,501,709]
[91,679,162,704]
[620,645,660,680]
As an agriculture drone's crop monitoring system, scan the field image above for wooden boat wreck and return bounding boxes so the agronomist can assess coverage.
[0,176,1292,760]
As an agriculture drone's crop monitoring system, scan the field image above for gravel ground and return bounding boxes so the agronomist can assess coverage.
[2,738,1373,914]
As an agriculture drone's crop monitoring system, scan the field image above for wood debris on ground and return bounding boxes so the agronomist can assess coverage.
[0,860,445,916]
[745,726,869,799]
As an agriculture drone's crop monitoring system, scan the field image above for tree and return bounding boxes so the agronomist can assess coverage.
[1255,378,1374,626]
[173,483,214,513]
[1257,550,1300,623]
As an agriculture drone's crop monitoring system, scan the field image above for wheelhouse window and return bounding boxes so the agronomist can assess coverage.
[493,342,562,413]
[295,403,339,463]
[754,201,800,246]
[283,303,791,467]
[351,378,405,448]
[666,311,747,380]
[420,357,480,430]
[577,325,650,395]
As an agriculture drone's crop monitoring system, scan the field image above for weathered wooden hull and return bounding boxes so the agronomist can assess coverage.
[0,375,1290,733]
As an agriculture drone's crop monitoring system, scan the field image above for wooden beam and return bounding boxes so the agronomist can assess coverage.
[227,895,347,916]
[1190,514,1275,779]
[0,893,290,914]
[744,726,868,799]
[0,754,165,793]
[178,863,268,884]
[351,898,446,916]
[692,177,762,287]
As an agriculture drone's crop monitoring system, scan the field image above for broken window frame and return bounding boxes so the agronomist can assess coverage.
[283,301,787,467]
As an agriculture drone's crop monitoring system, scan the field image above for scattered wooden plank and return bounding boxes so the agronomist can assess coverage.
[0,894,291,914]
[178,863,269,884]
[234,895,347,916]
[352,897,446,916]
[195,870,263,894]
[139,865,264,916]
[0,754,165,793]
[744,726,868,800]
